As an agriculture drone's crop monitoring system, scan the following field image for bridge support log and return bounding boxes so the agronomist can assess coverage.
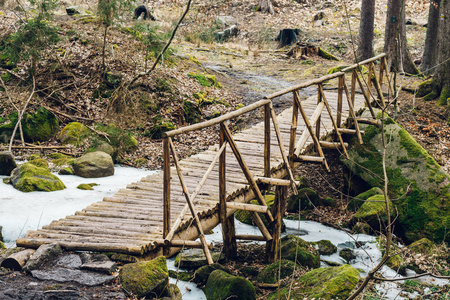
[266,185,286,263]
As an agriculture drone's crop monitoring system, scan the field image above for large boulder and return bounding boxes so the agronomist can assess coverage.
[257,259,297,284]
[9,163,66,192]
[279,235,320,269]
[346,187,383,211]
[269,264,360,300]
[73,151,114,178]
[119,256,169,299]
[351,194,394,232]
[193,263,229,285]
[204,270,255,300]
[341,109,450,243]
[0,151,17,175]
[59,122,90,146]
[315,240,337,256]
[22,107,59,142]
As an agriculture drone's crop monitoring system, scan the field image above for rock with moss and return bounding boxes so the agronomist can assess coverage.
[49,153,74,168]
[438,86,450,106]
[415,78,435,97]
[341,109,450,244]
[146,119,175,139]
[280,235,320,269]
[174,249,224,270]
[27,158,49,169]
[287,187,326,212]
[58,167,74,175]
[119,256,169,299]
[269,264,360,300]
[351,194,394,232]
[408,238,436,255]
[9,163,66,192]
[377,236,406,275]
[315,240,337,256]
[77,183,98,190]
[85,140,117,162]
[193,263,229,285]
[204,270,255,300]
[21,107,59,143]
[73,151,114,178]
[0,151,16,176]
[169,269,193,282]
[257,259,297,284]
[184,100,202,124]
[339,248,356,263]
[347,187,383,211]
[59,122,90,146]
[95,124,138,153]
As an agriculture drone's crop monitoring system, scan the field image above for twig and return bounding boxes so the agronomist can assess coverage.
[373,272,450,281]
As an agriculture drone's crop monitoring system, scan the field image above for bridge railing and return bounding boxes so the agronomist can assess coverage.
[266,53,391,169]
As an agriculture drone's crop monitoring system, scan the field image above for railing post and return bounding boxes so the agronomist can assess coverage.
[266,185,286,262]
[315,87,322,151]
[337,75,343,128]
[368,61,374,98]
[351,69,357,107]
[289,92,299,160]
[264,103,271,178]
[163,137,170,239]
[219,122,237,258]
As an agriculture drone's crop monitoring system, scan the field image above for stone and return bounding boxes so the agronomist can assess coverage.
[257,259,297,284]
[287,187,324,212]
[73,151,114,178]
[347,187,383,211]
[0,151,16,176]
[59,122,90,146]
[269,264,360,300]
[21,107,59,143]
[351,195,394,232]
[80,253,117,274]
[9,163,66,192]
[77,183,98,190]
[66,6,83,15]
[315,240,337,256]
[204,270,255,300]
[23,243,62,272]
[339,248,356,263]
[408,238,436,255]
[175,249,224,269]
[193,263,229,285]
[31,268,115,286]
[215,25,239,42]
[85,141,117,162]
[215,15,238,29]
[58,166,74,175]
[280,235,320,268]
[341,109,450,243]
[27,158,49,169]
[119,256,169,298]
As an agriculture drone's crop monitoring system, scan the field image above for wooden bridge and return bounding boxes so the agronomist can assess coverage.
[16,54,391,262]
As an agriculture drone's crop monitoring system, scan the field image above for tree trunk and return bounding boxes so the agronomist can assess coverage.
[384,0,419,74]
[259,0,274,14]
[357,0,375,61]
[421,0,440,74]
[436,0,450,105]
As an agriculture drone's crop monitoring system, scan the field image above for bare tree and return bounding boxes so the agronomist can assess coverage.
[384,0,419,74]
[357,0,375,61]
[435,0,450,104]
[421,0,440,74]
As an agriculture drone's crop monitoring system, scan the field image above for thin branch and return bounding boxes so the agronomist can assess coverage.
[374,272,450,281]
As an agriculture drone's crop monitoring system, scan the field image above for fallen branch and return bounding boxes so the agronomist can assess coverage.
[374,272,450,281]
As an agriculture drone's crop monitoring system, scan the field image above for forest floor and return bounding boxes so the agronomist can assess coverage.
[1,0,449,299]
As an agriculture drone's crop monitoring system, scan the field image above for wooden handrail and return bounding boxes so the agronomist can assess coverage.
[163,99,271,137]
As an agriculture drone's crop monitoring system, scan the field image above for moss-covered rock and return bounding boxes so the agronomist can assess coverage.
[183,100,202,124]
[268,264,360,300]
[257,259,297,284]
[415,78,435,97]
[76,183,98,190]
[169,269,194,282]
[146,119,175,139]
[408,238,436,255]
[339,248,356,263]
[347,187,383,211]
[9,163,66,192]
[59,122,90,146]
[287,187,326,212]
[438,86,450,106]
[351,195,394,231]
[119,256,169,299]
[204,270,255,300]
[21,107,59,143]
[85,140,117,162]
[377,236,406,275]
[58,166,74,175]
[315,240,337,255]
[73,151,114,178]
[280,235,320,269]
[27,158,49,169]
[193,263,229,285]
[341,109,450,243]
[0,151,17,176]
[174,249,224,270]
[95,124,138,153]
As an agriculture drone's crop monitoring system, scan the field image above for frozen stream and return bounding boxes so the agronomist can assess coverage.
[1,166,447,299]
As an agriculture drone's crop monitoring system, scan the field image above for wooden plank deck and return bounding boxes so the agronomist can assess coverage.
[16,91,366,258]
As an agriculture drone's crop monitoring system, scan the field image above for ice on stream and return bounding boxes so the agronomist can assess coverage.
[1,167,447,299]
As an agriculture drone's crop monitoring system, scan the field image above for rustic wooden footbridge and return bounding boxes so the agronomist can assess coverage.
[16,54,392,263]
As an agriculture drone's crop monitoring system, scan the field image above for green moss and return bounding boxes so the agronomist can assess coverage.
[10,163,66,192]
[287,187,323,212]
[193,263,229,285]
[168,269,193,282]
[95,124,138,153]
[280,235,320,269]
[28,154,41,161]
[415,79,435,97]
[353,195,391,219]
[21,107,58,143]
[27,158,49,169]
[423,90,439,101]
[188,72,221,88]
[183,100,202,124]
[0,241,5,249]
[314,240,337,255]
[59,122,90,146]
[204,270,255,300]
[257,260,297,284]
[58,166,74,175]
[408,238,436,255]
[105,72,121,88]
[326,65,346,74]
[339,248,356,263]
[438,86,450,106]
[269,265,360,300]
[318,48,340,61]
[347,187,383,211]
[145,119,175,139]
[77,183,98,190]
